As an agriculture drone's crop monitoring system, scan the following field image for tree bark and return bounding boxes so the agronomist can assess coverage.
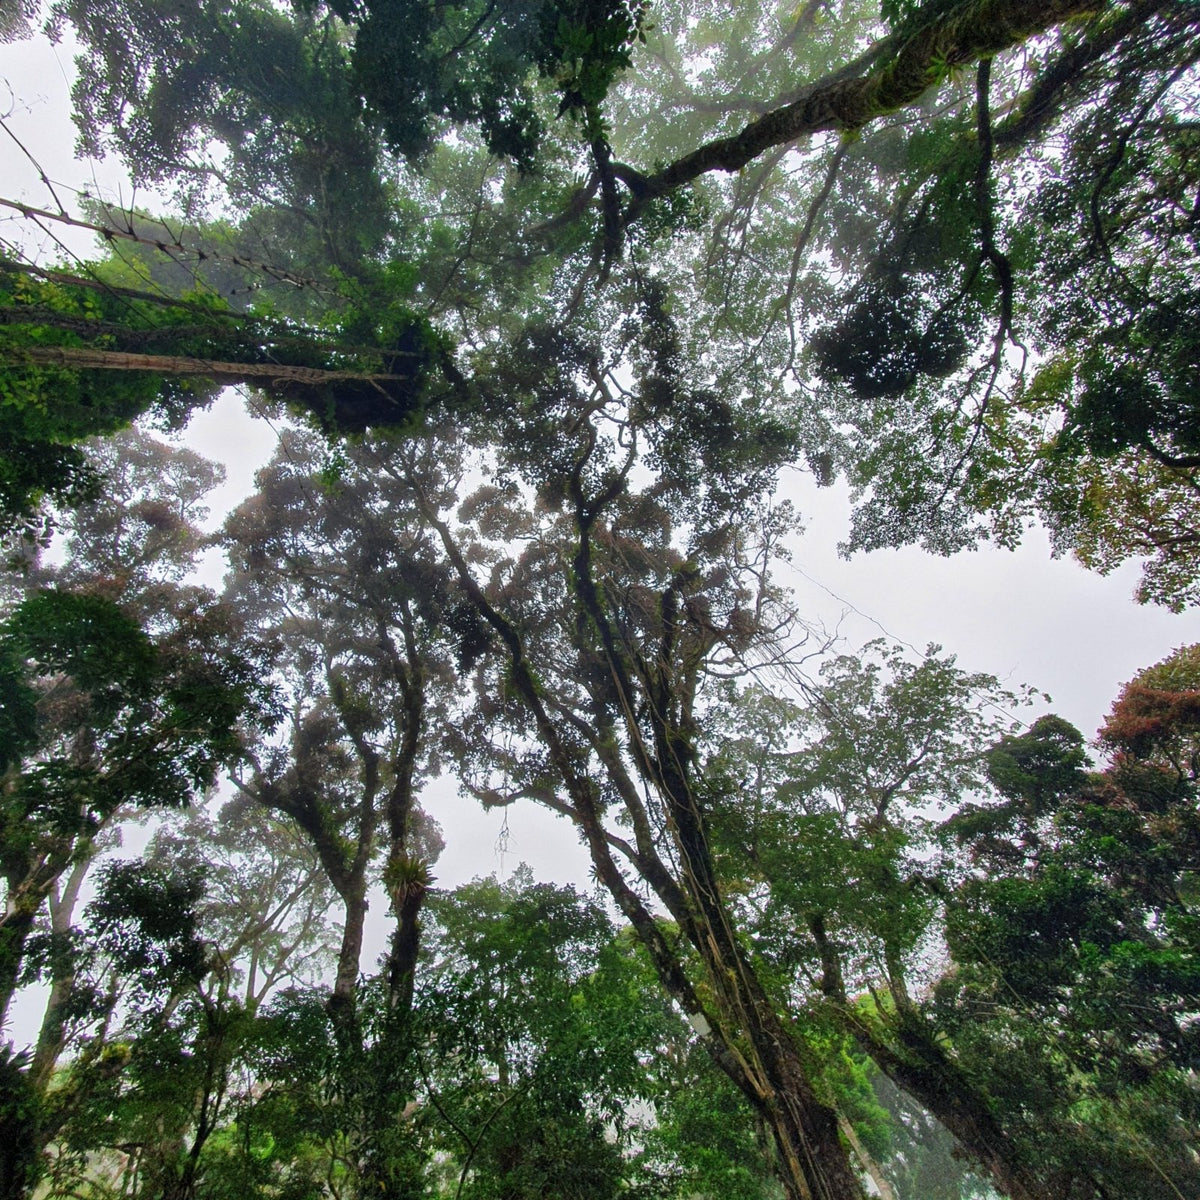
[630,0,1100,210]
[851,1018,1054,1200]
[30,859,90,1091]
[386,874,425,1017]
[10,345,407,390]
[329,889,368,1032]
[838,1114,898,1200]
[424,504,867,1200]
[752,1024,868,1200]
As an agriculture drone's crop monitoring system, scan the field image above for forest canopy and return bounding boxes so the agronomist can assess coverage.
[0,1,1197,1199]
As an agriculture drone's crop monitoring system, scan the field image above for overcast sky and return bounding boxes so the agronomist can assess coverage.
[2,23,1196,901]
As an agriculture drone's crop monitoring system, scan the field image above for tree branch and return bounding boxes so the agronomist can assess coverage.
[627,0,1099,218]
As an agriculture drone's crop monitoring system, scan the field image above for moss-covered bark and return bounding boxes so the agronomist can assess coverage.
[632,0,1099,207]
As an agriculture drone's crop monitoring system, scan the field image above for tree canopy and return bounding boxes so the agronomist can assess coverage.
[0,1,1197,1198]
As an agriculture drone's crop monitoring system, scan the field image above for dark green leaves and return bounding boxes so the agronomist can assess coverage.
[810,276,972,401]
[86,861,209,991]
[3,590,155,703]
[313,0,648,169]
[1,587,266,827]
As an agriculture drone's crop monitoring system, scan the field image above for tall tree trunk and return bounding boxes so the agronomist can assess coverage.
[30,860,90,1091]
[328,888,367,1036]
[859,1024,1053,1200]
[752,1029,867,1200]
[810,911,1051,1200]
[838,1114,897,1200]
[428,505,867,1200]
[381,652,425,1017]
[385,868,426,1016]
[664,820,864,1200]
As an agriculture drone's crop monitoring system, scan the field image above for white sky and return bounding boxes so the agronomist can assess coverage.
[2,19,1197,1036]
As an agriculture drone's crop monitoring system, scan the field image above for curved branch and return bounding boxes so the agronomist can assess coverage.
[627,0,1098,218]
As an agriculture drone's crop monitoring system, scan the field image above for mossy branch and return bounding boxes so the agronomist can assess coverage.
[626,0,1099,216]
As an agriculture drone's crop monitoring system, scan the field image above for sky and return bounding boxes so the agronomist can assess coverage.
[1,14,1197,1025]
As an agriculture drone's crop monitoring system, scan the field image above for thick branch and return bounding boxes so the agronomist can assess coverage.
[630,0,1099,214]
[0,197,334,293]
[10,344,410,390]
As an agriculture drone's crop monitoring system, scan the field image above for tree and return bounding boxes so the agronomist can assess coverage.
[21,0,1192,603]
[54,0,404,261]
[398,301,895,1198]
[809,2,1199,601]
[0,587,267,1023]
[224,428,460,1022]
[931,657,1200,1198]
[694,647,1054,1199]
[0,428,269,1058]
[220,427,479,1196]
[0,256,452,530]
[415,871,671,1200]
[35,854,310,1200]
[0,430,280,1197]
[7,429,225,1099]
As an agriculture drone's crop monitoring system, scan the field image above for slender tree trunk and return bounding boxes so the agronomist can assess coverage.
[838,1114,897,1200]
[363,638,427,1200]
[328,888,367,1034]
[385,873,425,1016]
[382,661,425,1016]
[31,860,90,1091]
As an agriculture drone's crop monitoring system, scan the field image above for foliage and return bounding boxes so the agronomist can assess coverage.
[417,872,682,1200]
[0,1047,40,1200]
[303,0,649,168]
[932,647,1200,1198]
[642,1043,783,1200]
[0,265,204,531]
[2,588,233,811]
[0,431,282,1199]
[819,5,1200,602]
[0,262,448,516]
[54,0,395,257]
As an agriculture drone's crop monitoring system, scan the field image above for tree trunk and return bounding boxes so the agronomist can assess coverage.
[427,506,866,1200]
[328,889,367,1034]
[385,871,425,1016]
[12,345,406,390]
[838,1114,897,1200]
[857,1020,1054,1200]
[671,884,866,1200]
[754,1033,868,1200]
[809,911,1050,1200]
[30,860,90,1091]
